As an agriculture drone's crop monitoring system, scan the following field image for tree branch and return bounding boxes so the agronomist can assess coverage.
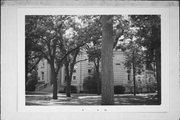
[69,49,79,80]
[56,42,86,73]
[27,58,41,73]
[75,59,88,65]
[37,48,51,63]
[113,30,124,49]
[59,42,87,64]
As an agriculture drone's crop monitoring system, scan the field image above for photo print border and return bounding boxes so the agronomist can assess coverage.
[18,7,169,112]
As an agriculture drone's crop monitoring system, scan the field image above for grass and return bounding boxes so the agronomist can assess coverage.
[26,93,159,106]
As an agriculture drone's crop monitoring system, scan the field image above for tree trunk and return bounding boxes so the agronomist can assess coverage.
[66,76,71,97]
[65,50,79,97]
[101,15,114,105]
[25,59,28,83]
[132,51,136,96]
[133,63,136,96]
[65,59,71,97]
[51,67,58,99]
[155,48,161,104]
[96,63,101,95]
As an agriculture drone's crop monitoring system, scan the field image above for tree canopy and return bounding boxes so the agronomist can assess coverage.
[26,15,161,103]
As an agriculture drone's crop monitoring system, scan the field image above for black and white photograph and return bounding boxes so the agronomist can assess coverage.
[1,1,180,120]
[25,15,161,106]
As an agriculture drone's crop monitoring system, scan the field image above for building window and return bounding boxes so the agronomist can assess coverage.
[88,69,91,73]
[73,76,76,80]
[149,77,153,83]
[73,69,76,73]
[65,76,67,82]
[41,72,44,80]
[128,74,130,81]
[41,61,45,68]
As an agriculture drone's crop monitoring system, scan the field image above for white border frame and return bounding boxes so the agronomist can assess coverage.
[17,7,169,112]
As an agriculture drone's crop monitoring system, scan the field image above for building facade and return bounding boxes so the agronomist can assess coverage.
[36,51,157,93]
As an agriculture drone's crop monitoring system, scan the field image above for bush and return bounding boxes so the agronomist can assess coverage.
[83,75,101,94]
[62,86,77,93]
[26,71,38,91]
[26,77,38,91]
[70,86,77,93]
[58,89,65,93]
[114,85,125,94]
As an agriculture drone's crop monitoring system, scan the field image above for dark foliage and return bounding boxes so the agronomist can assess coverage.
[26,76,38,91]
[114,85,125,94]
[59,86,77,93]
[83,75,101,94]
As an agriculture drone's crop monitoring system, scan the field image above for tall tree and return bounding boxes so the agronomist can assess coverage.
[130,15,161,104]
[63,15,101,97]
[116,15,160,99]
[25,16,43,82]
[85,16,102,95]
[87,47,101,95]
[25,15,87,99]
[122,41,145,96]
[64,48,79,97]
[101,15,114,105]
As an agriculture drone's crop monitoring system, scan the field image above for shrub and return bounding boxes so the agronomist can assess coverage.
[26,77,38,91]
[83,75,101,94]
[25,71,38,91]
[58,89,65,93]
[70,86,77,93]
[114,85,125,94]
[63,85,77,93]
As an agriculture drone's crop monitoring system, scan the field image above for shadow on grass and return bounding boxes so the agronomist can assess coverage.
[26,93,159,106]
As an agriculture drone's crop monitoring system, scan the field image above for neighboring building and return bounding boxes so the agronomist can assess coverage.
[37,59,51,84]
[36,58,62,92]
[113,51,129,87]
[127,69,157,93]
[59,53,94,92]
[35,59,51,91]
[136,70,157,93]
[36,51,157,93]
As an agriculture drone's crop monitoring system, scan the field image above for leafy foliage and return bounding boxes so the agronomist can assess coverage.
[26,15,161,102]
[83,72,101,94]
[25,71,38,91]
[123,41,145,74]
[25,16,43,79]
[25,15,91,99]
[130,15,161,68]
[114,85,125,94]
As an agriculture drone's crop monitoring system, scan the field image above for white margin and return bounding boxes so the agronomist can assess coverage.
[17,7,169,112]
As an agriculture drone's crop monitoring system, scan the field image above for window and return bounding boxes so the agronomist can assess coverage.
[65,76,67,82]
[41,72,44,80]
[128,74,130,81]
[88,69,91,73]
[73,69,76,73]
[73,76,76,80]
[41,61,45,68]
[149,77,153,82]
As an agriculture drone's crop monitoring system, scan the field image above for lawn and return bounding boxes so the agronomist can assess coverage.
[26,93,159,105]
